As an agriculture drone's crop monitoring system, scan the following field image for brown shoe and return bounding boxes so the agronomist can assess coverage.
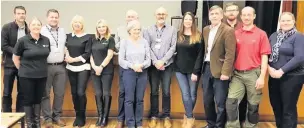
[185,118,195,128]
[164,117,172,128]
[182,115,187,128]
[44,120,53,128]
[53,119,66,127]
[116,121,124,128]
[149,117,157,128]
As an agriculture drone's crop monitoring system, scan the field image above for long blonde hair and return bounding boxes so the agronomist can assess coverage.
[95,19,111,40]
[178,12,201,44]
[70,15,85,32]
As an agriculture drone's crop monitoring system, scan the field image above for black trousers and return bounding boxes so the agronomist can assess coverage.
[92,73,114,97]
[269,74,304,128]
[67,70,90,113]
[202,63,229,128]
[2,67,24,112]
[19,77,47,106]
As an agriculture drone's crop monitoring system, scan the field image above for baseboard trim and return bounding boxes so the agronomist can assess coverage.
[60,110,304,123]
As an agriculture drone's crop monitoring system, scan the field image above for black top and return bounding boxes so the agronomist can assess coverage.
[66,33,92,66]
[91,37,115,74]
[13,34,50,78]
[269,32,304,75]
[1,21,29,67]
[174,35,204,75]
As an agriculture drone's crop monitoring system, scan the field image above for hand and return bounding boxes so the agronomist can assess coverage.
[191,74,198,82]
[132,64,143,72]
[155,60,164,70]
[268,67,276,78]
[95,66,103,76]
[220,75,229,81]
[65,56,74,63]
[255,76,264,90]
[272,69,284,78]
[159,65,165,71]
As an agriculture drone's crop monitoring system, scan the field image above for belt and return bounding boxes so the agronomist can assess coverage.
[235,68,256,73]
[48,62,64,65]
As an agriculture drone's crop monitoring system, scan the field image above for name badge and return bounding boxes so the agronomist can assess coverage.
[156,38,161,43]
[43,45,49,48]
[155,44,161,50]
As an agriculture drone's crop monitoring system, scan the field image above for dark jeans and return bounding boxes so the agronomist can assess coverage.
[148,65,173,118]
[92,73,114,97]
[123,69,148,127]
[19,77,47,106]
[2,67,24,112]
[269,74,304,128]
[117,66,125,122]
[67,70,90,113]
[175,72,199,118]
[202,63,229,128]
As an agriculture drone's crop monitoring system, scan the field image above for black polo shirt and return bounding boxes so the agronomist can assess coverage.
[13,34,50,78]
[91,36,115,74]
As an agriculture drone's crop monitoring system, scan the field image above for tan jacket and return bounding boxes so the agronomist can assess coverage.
[202,23,236,78]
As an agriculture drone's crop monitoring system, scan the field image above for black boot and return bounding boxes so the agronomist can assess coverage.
[24,106,34,128]
[78,95,87,127]
[33,104,41,128]
[101,96,112,126]
[95,95,104,126]
[16,93,24,112]
[2,96,12,112]
[72,95,80,127]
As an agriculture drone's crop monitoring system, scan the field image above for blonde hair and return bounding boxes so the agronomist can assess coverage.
[95,19,111,40]
[279,12,295,21]
[29,17,42,26]
[178,12,201,44]
[70,15,85,32]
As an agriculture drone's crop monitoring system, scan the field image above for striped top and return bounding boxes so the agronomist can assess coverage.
[118,38,151,69]
[143,24,177,67]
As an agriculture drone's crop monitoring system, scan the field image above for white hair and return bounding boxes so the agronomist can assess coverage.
[126,20,141,34]
[126,9,138,18]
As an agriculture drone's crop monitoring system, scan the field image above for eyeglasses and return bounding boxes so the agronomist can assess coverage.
[156,13,166,16]
[226,9,238,12]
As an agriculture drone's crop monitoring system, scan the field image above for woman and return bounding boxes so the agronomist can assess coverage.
[268,12,304,128]
[13,17,50,128]
[65,15,92,127]
[174,12,203,128]
[90,19,115,127]
[118,20,151,128]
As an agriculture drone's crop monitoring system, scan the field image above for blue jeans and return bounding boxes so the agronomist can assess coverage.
[123,69,148,127]
[117,66,125,122]
[175,72,199,118]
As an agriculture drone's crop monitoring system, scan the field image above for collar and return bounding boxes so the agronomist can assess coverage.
[72,32,87,37]
[155,23,167,29]
[241,25,256,32]
[28,33,43,41]
[46,24,59,31]
[210,22,221,29]
[13,20,27,29]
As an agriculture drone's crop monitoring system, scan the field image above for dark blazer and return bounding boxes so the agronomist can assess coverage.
[1,21,29,67]
[201,23,236,78]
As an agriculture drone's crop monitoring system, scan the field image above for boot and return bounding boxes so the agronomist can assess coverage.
[185,118,195,128]
[33,104,41,128]
[72,95,80,127]
[182,114,187,128]
[24,106,34,128]
[16,93,24,112]
[95,95,104,126]
[78,95,87,127]
[2,96,12,112]
[101,96,112,126]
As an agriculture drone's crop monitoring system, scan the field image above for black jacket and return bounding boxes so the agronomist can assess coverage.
[1,21,29,67]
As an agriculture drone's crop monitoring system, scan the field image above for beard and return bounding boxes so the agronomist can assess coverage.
[157,19,165,24]
[227,16,237,21]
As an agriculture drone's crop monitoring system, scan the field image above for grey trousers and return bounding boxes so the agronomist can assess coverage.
[41,64,67,121]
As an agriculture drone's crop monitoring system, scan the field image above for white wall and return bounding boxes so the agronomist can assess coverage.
[1,1,203,34]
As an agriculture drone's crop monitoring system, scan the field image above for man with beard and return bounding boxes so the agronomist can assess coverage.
[223,2,246,125]
[224,2,242,29]
[1,6,29,112]
[143,7,177,128]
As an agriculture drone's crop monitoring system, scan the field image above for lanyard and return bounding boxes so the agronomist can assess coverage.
[47,27,59,48]
[156,26,165,39]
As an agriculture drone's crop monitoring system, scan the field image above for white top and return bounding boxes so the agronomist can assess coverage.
[205,23,221,62]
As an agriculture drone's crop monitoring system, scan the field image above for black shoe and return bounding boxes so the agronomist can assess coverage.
[33,104,41,128]
[72,95,80,127]
[24,106,34,128]
[78,95,87,127]
[95,95,104,126]
[101,96,112,126]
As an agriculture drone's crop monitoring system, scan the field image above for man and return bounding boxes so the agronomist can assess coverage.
[199,5,236,128]
[40,9,67,127]
[225,7,271,128]
[1,6,28,112]
[223,2,246,124]
[114,9,139,128]
[143,7,177,128]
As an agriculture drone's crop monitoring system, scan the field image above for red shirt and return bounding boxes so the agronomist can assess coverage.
[234,26,271,70]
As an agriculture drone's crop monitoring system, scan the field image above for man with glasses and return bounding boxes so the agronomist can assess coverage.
[143,7,177,128]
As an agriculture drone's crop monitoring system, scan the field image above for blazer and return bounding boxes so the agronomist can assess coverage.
[201,23,236,78]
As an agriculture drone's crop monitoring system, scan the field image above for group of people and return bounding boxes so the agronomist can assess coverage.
[1,2,304,128]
